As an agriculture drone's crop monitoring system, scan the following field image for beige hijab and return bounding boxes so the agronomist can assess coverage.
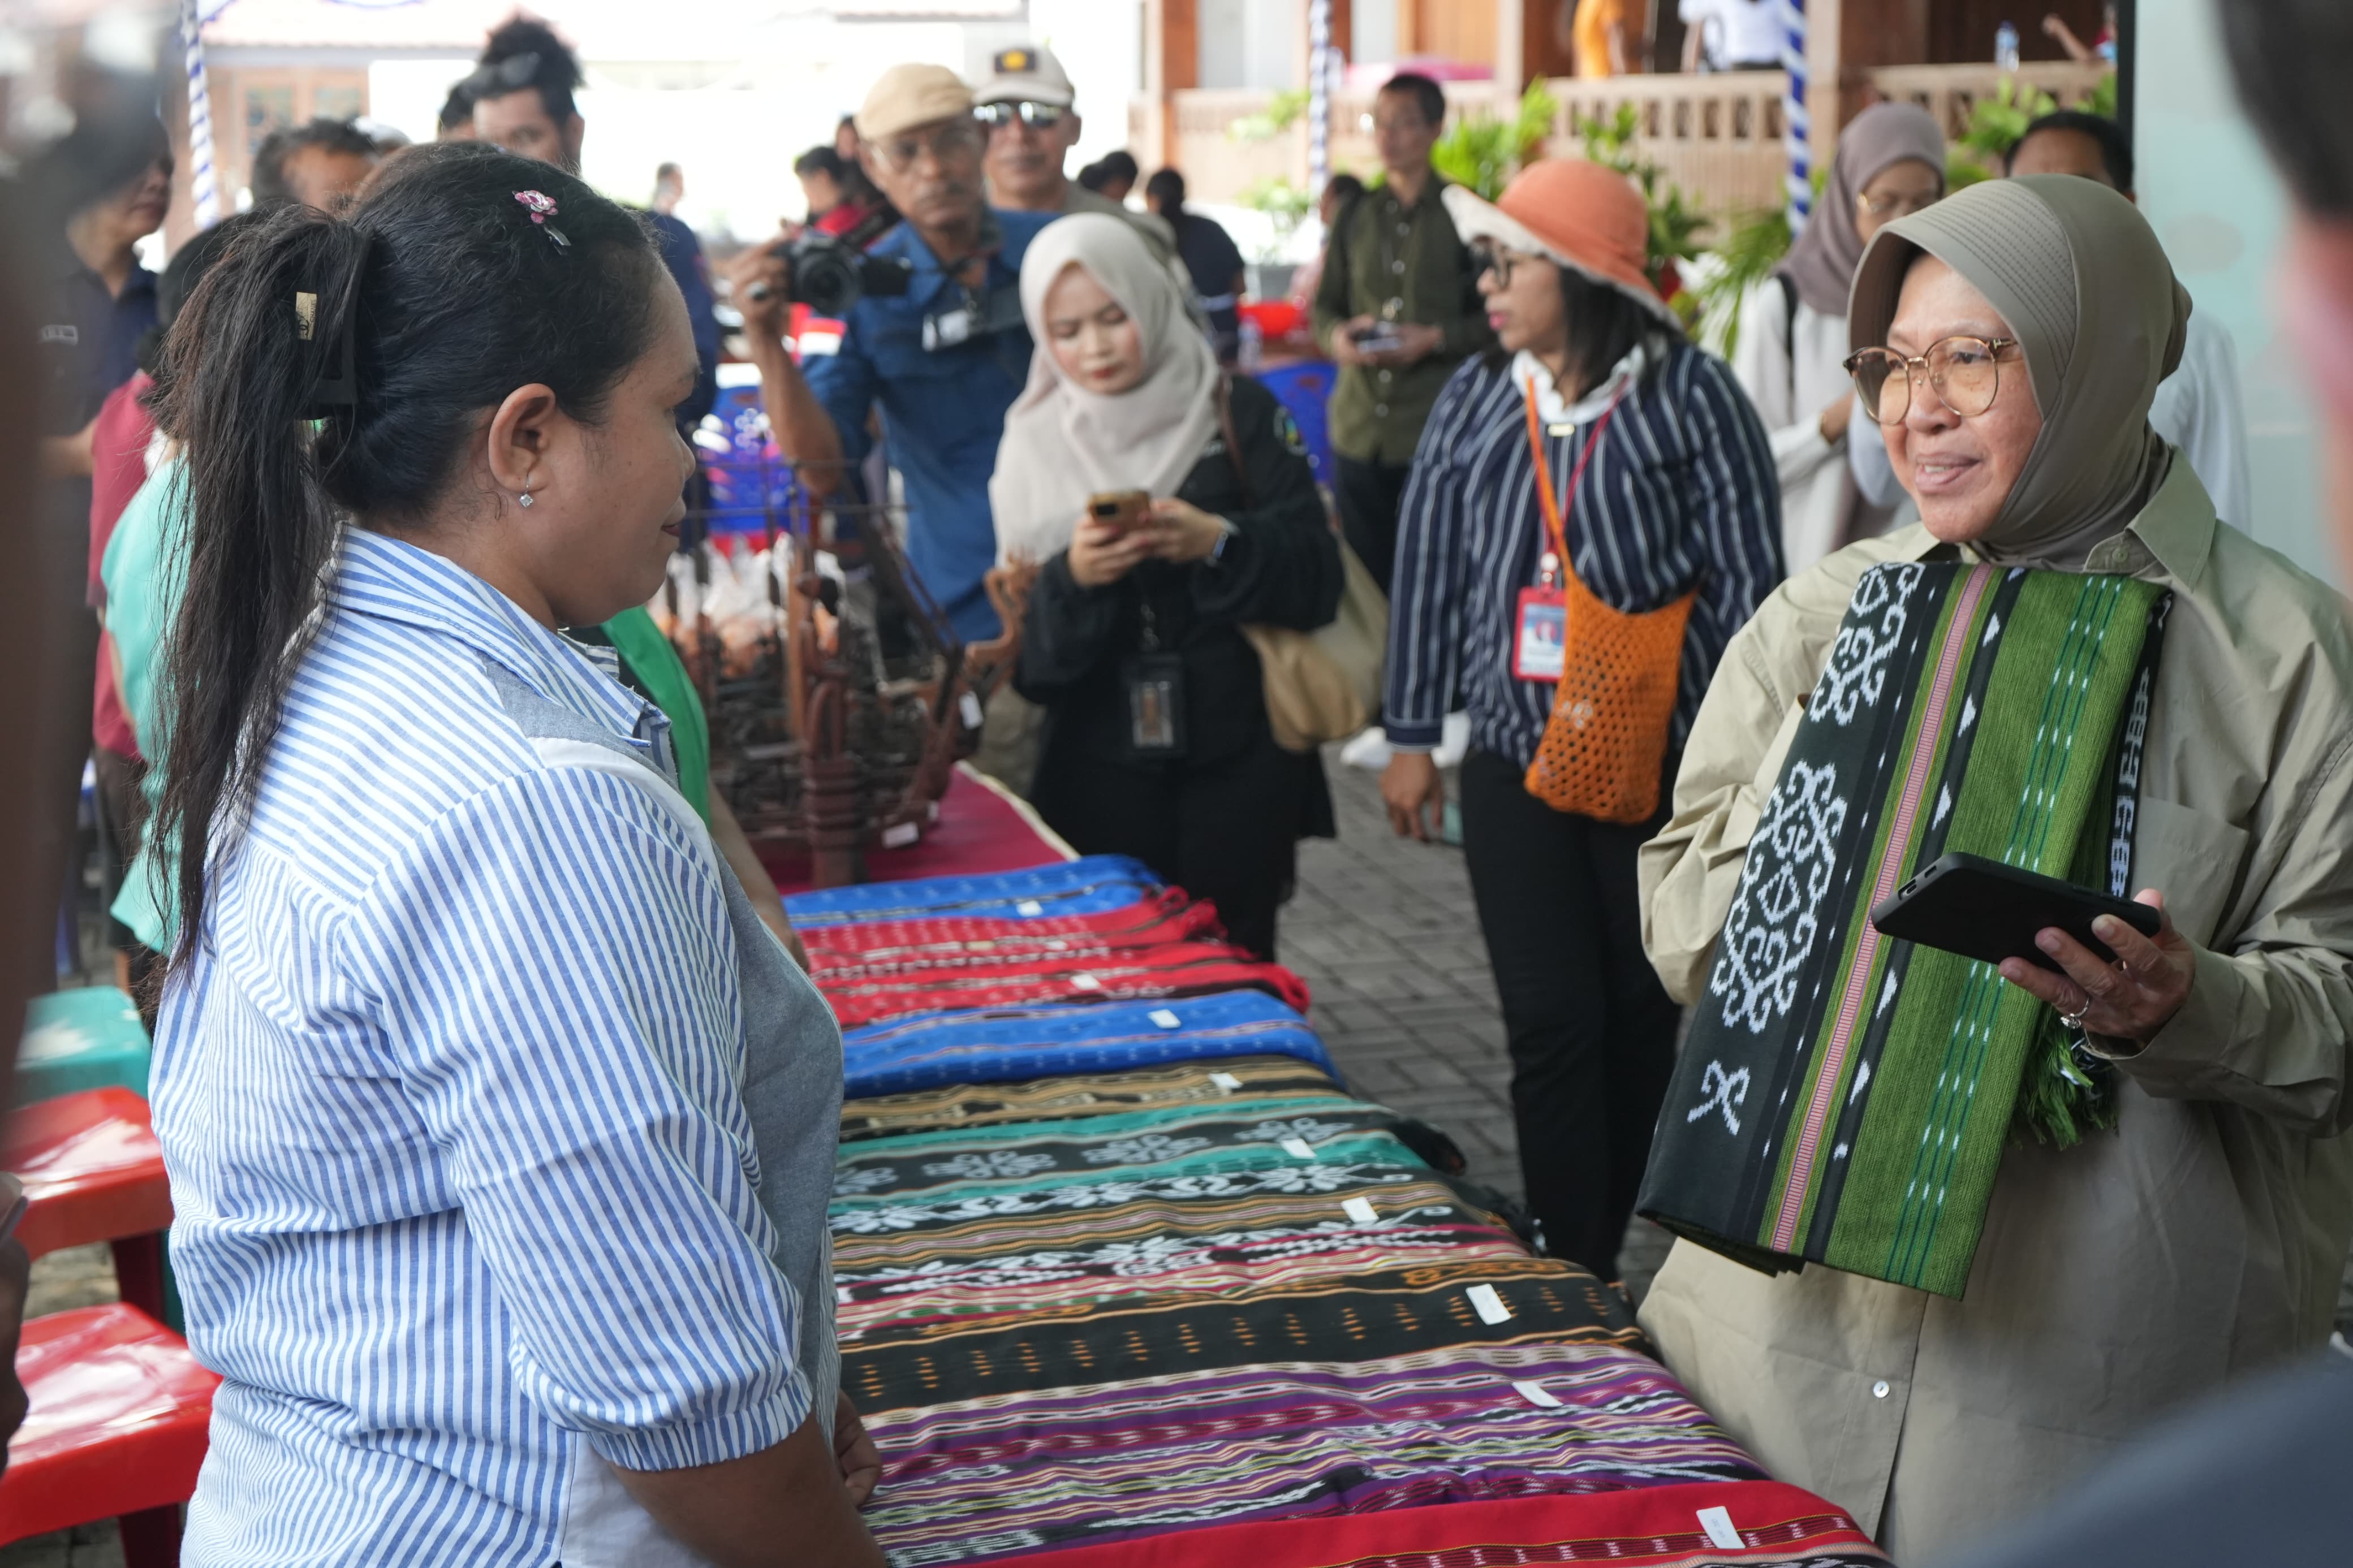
[1847,175,2191,569]
[990,213,1221,565]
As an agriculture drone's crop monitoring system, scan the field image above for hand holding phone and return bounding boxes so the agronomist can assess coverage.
[1085,490,1152,535]
[1872,853,2196,1043]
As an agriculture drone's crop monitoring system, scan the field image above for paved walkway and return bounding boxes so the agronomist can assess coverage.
[1282,749,1675,1300]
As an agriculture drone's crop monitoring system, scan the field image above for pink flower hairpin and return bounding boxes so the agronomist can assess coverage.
[513,189,571,249]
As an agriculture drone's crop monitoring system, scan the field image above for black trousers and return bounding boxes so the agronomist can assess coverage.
[1032,734,1307,960]
[1458,748,1681,1277]
[1331,455,1413,598]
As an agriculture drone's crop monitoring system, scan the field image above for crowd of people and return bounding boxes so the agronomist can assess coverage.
[20,3,2353,1563]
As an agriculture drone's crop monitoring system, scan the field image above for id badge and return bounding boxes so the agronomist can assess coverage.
[1513,587,1567,683]
[1122,653,1187,758]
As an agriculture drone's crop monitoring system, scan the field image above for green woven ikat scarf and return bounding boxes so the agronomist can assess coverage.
[1639,560,2170,1298]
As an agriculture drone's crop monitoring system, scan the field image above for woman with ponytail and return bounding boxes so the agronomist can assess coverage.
[146,142,881,1567]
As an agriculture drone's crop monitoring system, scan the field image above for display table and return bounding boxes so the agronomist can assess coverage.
[761,763,1074,897]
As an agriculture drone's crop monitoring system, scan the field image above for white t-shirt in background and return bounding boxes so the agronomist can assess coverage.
[1680,0,1789,69]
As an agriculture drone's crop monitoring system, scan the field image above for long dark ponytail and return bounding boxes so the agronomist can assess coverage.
[153,142,663,965]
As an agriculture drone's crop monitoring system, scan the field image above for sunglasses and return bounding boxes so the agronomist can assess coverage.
[462,51,541,98]
[976,101,1068,131]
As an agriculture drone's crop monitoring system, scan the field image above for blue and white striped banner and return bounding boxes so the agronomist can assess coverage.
[182,0,220,228]
[1781,0,1808,235]
[1307,0,1334,200]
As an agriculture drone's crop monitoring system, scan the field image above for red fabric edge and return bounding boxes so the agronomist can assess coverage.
[993,1481,1887,1568]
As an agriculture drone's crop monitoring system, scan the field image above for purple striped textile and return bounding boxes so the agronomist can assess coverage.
[860,1341,1761,1564]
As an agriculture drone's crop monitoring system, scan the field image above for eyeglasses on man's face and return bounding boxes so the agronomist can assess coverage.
[976,101,1067,132]
[1843,336,2021,424]
[871,118,986,174]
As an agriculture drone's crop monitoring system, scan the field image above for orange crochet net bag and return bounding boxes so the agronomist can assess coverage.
[1520,379,1695,824]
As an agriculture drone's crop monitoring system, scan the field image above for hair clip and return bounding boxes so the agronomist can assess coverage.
[513,189,571,249]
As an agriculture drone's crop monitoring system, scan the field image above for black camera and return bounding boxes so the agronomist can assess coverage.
[751,231,913,317]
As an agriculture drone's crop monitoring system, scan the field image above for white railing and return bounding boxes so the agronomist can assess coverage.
[1144,62,2110,230]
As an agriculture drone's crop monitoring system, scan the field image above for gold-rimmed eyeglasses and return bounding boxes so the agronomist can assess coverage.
[870,118,985,174]
[1858,188,1940,221]
[1843,335,2020,424]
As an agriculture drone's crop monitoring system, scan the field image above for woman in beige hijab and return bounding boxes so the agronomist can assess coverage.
[1636,176,2353,1558]
[994,214,1341,958]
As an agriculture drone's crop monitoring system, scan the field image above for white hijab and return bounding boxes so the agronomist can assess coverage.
[990,214,1222,565]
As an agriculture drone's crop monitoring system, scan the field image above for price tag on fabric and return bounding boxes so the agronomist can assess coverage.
[1070,973,1102,991]
[1512,587,1567,683]
[1015,900,1044,917]
[1465,1284,1512,1324]
[1342,1197,1379,1225]
[1696,1508,1744,1551]
[959,690,984,728]
[1208,1069,1242,1090]
[1510,1380,1561,1408]
[1154,1010,1187,1031]
[882,822,920,848]
[1280,1138,1317,1160]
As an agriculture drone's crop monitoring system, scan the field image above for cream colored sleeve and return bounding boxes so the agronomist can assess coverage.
[2096,730,2353,1134]
[1640,616,1807,1005]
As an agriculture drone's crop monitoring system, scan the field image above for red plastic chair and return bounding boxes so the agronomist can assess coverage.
[5,1086,173,1320]
[1,1303,219,1563]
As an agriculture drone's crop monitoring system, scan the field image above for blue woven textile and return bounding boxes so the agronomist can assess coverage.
[840,990,1337,1098]
[785,856,1162,929]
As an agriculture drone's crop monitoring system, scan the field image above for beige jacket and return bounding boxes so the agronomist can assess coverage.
[1636,459,2353,1562]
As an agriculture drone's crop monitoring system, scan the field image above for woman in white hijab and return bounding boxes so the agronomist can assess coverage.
[993,214,1342,957]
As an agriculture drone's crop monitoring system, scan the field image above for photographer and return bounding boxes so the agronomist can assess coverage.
[727,64,1055,642]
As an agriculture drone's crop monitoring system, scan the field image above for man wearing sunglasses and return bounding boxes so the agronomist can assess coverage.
[726,63,1057,645]
[975,46,1173,253]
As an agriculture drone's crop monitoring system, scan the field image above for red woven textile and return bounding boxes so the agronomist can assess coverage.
[998,1481,1887,1568]
[822,948,1311,1027]
[805,896,1226,979]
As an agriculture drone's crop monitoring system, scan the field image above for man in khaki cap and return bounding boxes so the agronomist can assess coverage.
[725,61,1058,643]
[976,46,1174,250]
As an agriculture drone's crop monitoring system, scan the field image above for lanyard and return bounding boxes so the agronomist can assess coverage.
[1520,377,1623,586]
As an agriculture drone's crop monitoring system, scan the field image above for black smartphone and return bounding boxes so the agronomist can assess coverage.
[1869,852,2161,973]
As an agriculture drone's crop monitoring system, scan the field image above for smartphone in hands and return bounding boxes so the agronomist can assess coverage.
[1869,852,2162,973]
[1087,490,1153,535]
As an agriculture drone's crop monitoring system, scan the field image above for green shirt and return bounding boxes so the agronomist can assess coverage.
[100,461,712,952]
[1311,176,1496,465]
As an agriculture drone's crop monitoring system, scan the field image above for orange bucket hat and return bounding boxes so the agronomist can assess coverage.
[1441,158,1677,325]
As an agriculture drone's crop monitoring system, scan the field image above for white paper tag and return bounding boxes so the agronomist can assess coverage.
[881,821,920,848]
[1015,899,1044,917]
[1696,1507,1743,1551]
[1152,1009,1186,1030]
[1466,1284,1511,1324]
[1070,972,1102,991]
[1342,1196,1378,1225]
[1208,1069,1242,1090]
[1279,1138,1316,1160]
[1510,1379,1561,1408]
[959,690,984,728]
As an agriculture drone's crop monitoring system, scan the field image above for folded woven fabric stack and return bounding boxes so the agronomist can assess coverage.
[787,861,1890,1568]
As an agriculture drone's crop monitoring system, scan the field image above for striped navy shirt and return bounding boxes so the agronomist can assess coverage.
[1384,339,1784,768]
[150,530,815,1566]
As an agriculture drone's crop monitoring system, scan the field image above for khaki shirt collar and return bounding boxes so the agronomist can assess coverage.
[1894,452,2220,590]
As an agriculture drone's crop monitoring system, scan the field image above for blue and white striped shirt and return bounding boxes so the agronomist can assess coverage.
[150,530,816,1566]
[1384,339,1784,768]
